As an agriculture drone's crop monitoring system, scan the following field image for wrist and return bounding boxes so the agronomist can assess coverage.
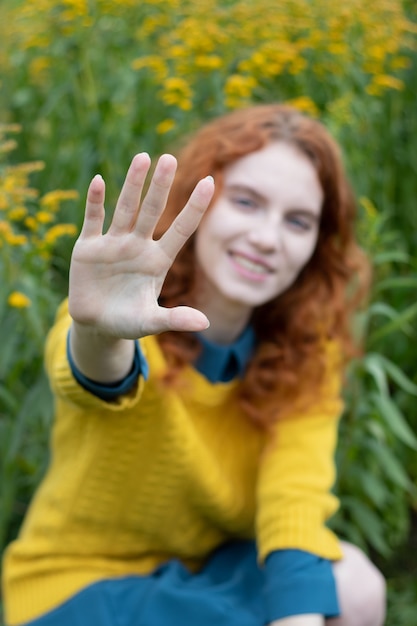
[69,323,135,383]
[70,319,126,343]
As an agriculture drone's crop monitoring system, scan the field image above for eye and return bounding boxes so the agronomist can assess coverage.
[286,213,316,232]
[230,195,259,211]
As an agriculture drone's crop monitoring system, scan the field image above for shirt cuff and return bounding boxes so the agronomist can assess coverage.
[67,332,149,401]
[264,549,340,620]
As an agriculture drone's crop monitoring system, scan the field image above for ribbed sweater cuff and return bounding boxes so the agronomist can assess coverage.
[67,333,148,401]
[258,501,342,562]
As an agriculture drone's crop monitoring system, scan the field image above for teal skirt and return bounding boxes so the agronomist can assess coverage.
[22,541,266,626]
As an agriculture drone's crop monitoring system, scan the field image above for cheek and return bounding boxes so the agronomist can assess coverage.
[195,222,220,270]
[288,233,319,270]
[195,207,241,261]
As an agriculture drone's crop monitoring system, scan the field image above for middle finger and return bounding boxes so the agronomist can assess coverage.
[134,153,177,239]
[108,152,151,235]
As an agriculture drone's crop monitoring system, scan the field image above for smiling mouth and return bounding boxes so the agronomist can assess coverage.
[230,252,273,275]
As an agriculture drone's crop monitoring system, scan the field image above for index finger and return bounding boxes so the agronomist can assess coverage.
[159,176,214,261]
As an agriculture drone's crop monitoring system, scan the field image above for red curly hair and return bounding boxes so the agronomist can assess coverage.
[155,104,370,427]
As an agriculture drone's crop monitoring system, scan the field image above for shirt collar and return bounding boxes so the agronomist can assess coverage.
[194,326,256,383]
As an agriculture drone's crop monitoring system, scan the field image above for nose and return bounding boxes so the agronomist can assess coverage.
[247,215,281,253]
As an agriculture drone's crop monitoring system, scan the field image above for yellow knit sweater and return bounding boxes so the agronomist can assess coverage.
[3,301,344,625]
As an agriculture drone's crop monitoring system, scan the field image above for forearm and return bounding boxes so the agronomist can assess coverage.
[270,616,324,626]
[69,321,135,383]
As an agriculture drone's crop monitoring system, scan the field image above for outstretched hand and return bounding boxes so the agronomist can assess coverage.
[69,153,214,340]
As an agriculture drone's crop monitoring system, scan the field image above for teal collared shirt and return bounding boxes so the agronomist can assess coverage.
[194,326,256,382]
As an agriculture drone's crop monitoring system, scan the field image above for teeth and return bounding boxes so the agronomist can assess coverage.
[234,255,268,274]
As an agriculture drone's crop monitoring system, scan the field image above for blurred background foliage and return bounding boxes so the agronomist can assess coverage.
[0,0,416,623]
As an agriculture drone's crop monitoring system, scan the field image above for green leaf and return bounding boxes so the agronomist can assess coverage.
[372,393,417,449]
[378,355,417,396]
[360,472,389,508]
[362,353,389,396]
[373,250,409,265]
[0,385,19,413]
[344,497,390,556]
[368,301,417,344]
[374,276,417,293]
[366,301,398,321]
[367,439,413,491]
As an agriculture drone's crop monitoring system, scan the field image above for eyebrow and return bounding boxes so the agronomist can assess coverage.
[225,184,266,203]
[289,208,321,220]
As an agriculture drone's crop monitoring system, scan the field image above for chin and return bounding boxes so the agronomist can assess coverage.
[223,290,275,309]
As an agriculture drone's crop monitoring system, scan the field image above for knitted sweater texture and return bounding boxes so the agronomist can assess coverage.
[3,301,344,625]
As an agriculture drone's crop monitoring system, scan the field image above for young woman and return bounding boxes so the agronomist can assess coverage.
[3,104,386,625]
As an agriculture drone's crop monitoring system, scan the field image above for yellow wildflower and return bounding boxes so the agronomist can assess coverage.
[5,232,28,246]
[360,197,378,218]
[224,74,257,99]
[372,75,404,90]
[24,34,51,50]
[0,123,22,133]
[156,119,176,134]
[194,55,223,71]
[168,45,188,59]
[43,223,77,245]
[24,216,39,231]
[63,0,89,16]
[163,77,191,92]
[131,55,168,81]
[140,14,170,36]
[3,175,22,192]
[6,186,39,200]
[29,56,51,83]
[36,210,54,224]
[240,51,268,73]
[7,206,28,221]
[390,56,411,70]
[366,74,404,96]
[8,291,32,308]
[0,140,18,154]
[286,96,319,117]
[288,57,308,75]
[0,221,12,235]
[327,43,348,56]
[0,194,9,210]
[9,161,45,174]
[161,77,193,111]
[40,189,79,211]
[367,44,387,62]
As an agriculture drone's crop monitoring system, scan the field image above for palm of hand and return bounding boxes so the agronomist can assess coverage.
[69,153,214,339]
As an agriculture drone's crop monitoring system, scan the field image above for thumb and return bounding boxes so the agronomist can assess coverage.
[166,306,210,333]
